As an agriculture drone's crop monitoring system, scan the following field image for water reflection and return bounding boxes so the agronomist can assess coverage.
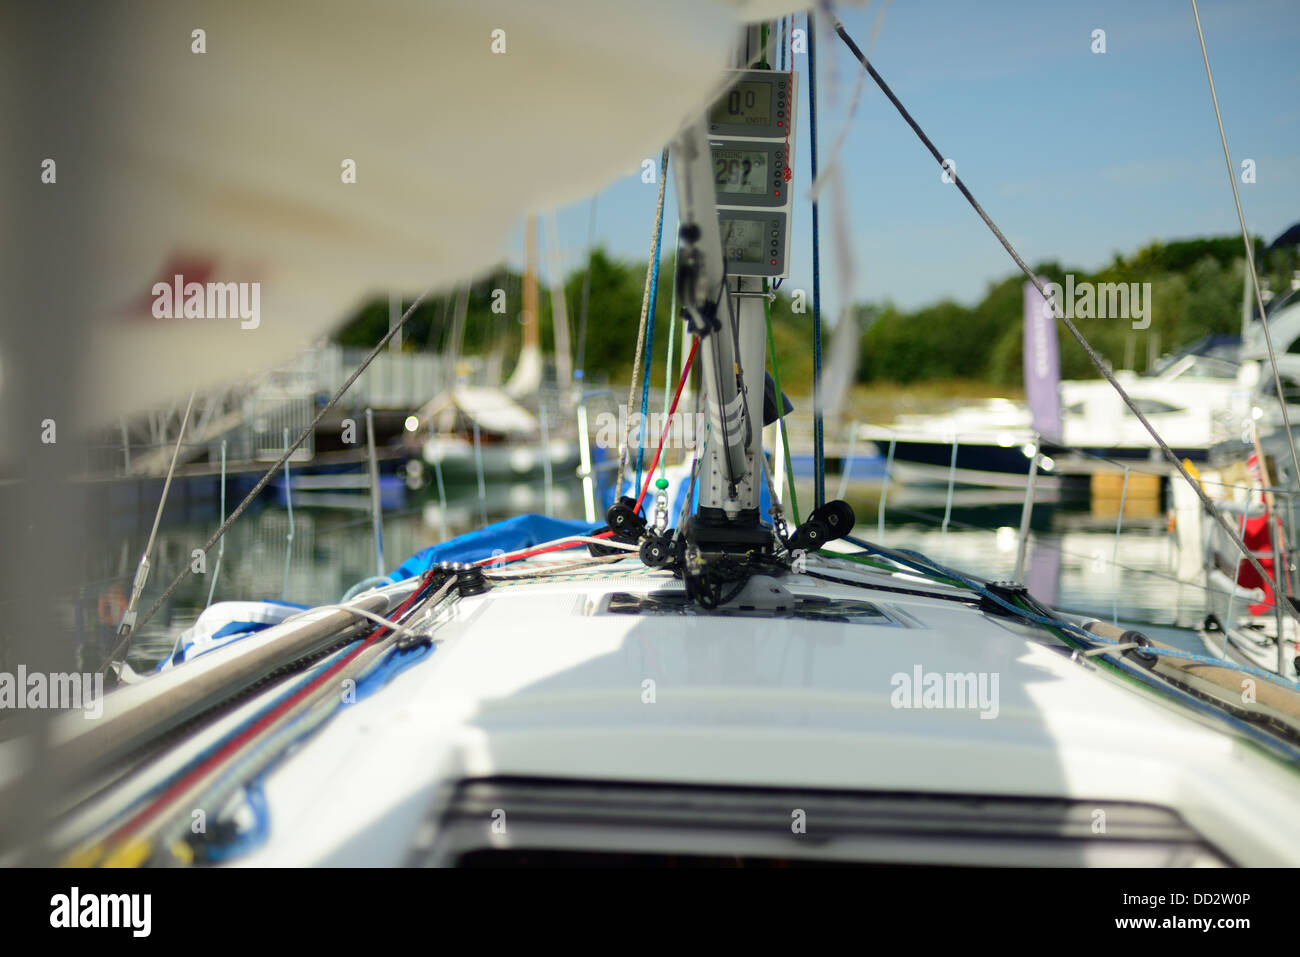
[71,475,1206,673]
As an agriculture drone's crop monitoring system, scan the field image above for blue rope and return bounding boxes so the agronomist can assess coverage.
[632,148,669,499]
[838,535,1300,763]
[807,11,825,511]
[843,535,1300,689]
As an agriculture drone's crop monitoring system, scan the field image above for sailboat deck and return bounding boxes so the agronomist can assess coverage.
[221,553,1300,866]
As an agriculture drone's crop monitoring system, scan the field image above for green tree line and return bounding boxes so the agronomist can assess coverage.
[333,234,1298,394]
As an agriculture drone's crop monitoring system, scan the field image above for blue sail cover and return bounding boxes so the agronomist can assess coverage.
[389,461,776,584]
[387,514,598,582]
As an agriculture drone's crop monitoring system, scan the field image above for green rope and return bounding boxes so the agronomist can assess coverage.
[764,281,800,520]
[816,550,895,573]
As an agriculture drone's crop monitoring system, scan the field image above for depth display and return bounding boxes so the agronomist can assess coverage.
[714,147,769,196]
[709,142,785,207]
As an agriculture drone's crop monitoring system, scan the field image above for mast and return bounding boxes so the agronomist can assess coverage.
[523,214,539,355]
[670,22,785,550]
[546,211,574,393]
[505,214,543,398]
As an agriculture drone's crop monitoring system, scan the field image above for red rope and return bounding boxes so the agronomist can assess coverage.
[104,565,440,849]
[784,16,794,183]
[471,529,616,566]
[634,337,700,513]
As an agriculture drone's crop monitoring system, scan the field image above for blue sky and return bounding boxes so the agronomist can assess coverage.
[510,0,1300,315]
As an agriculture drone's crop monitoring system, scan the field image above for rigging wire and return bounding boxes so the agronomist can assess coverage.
[116,386,197,643]
[763,281,800,520]
[92,567,448,859]
[830,17,1293,619]
[841,534,1300,690]
[103,287,438,670]
[621,148,671,500]
[660,252,680,484]
[635,337,700,513]
[1188,0,1300,502]
[676,387,707,533]
[807,10,826,511]
[634,148,670,496]
[811,0,890,203]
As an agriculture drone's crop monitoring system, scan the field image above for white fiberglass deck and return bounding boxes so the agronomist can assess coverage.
[230,553,1300,866]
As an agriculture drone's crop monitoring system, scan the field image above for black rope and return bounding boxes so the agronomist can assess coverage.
[831,17,1292,617]
[808,10,826,511]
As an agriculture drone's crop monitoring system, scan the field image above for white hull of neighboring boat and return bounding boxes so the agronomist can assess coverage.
[861,355,1254,488]
[885,455,1065,491]
[1199,567,1300,681]
[423,435,579,479]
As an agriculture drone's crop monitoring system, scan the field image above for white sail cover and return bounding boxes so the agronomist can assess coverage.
[3,0,797,428]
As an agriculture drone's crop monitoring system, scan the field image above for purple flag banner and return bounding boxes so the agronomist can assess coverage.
[1023,282,1062,442]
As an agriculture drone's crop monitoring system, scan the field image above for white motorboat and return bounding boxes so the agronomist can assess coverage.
[859,346,1252,488]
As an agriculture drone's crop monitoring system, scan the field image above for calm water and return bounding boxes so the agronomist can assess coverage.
[76,470,1209,673]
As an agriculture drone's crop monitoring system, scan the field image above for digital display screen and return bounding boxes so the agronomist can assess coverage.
[709,80,771,127]
[713,148,769,196]
[721,218,766,263]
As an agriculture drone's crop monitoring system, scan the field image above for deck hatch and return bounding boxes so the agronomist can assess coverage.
[598,591,900,625]
[416,777,1231,867]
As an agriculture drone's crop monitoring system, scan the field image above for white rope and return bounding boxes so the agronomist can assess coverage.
[485,555,630,580]
[283,603,428,644]
[1079,642,1145,659]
